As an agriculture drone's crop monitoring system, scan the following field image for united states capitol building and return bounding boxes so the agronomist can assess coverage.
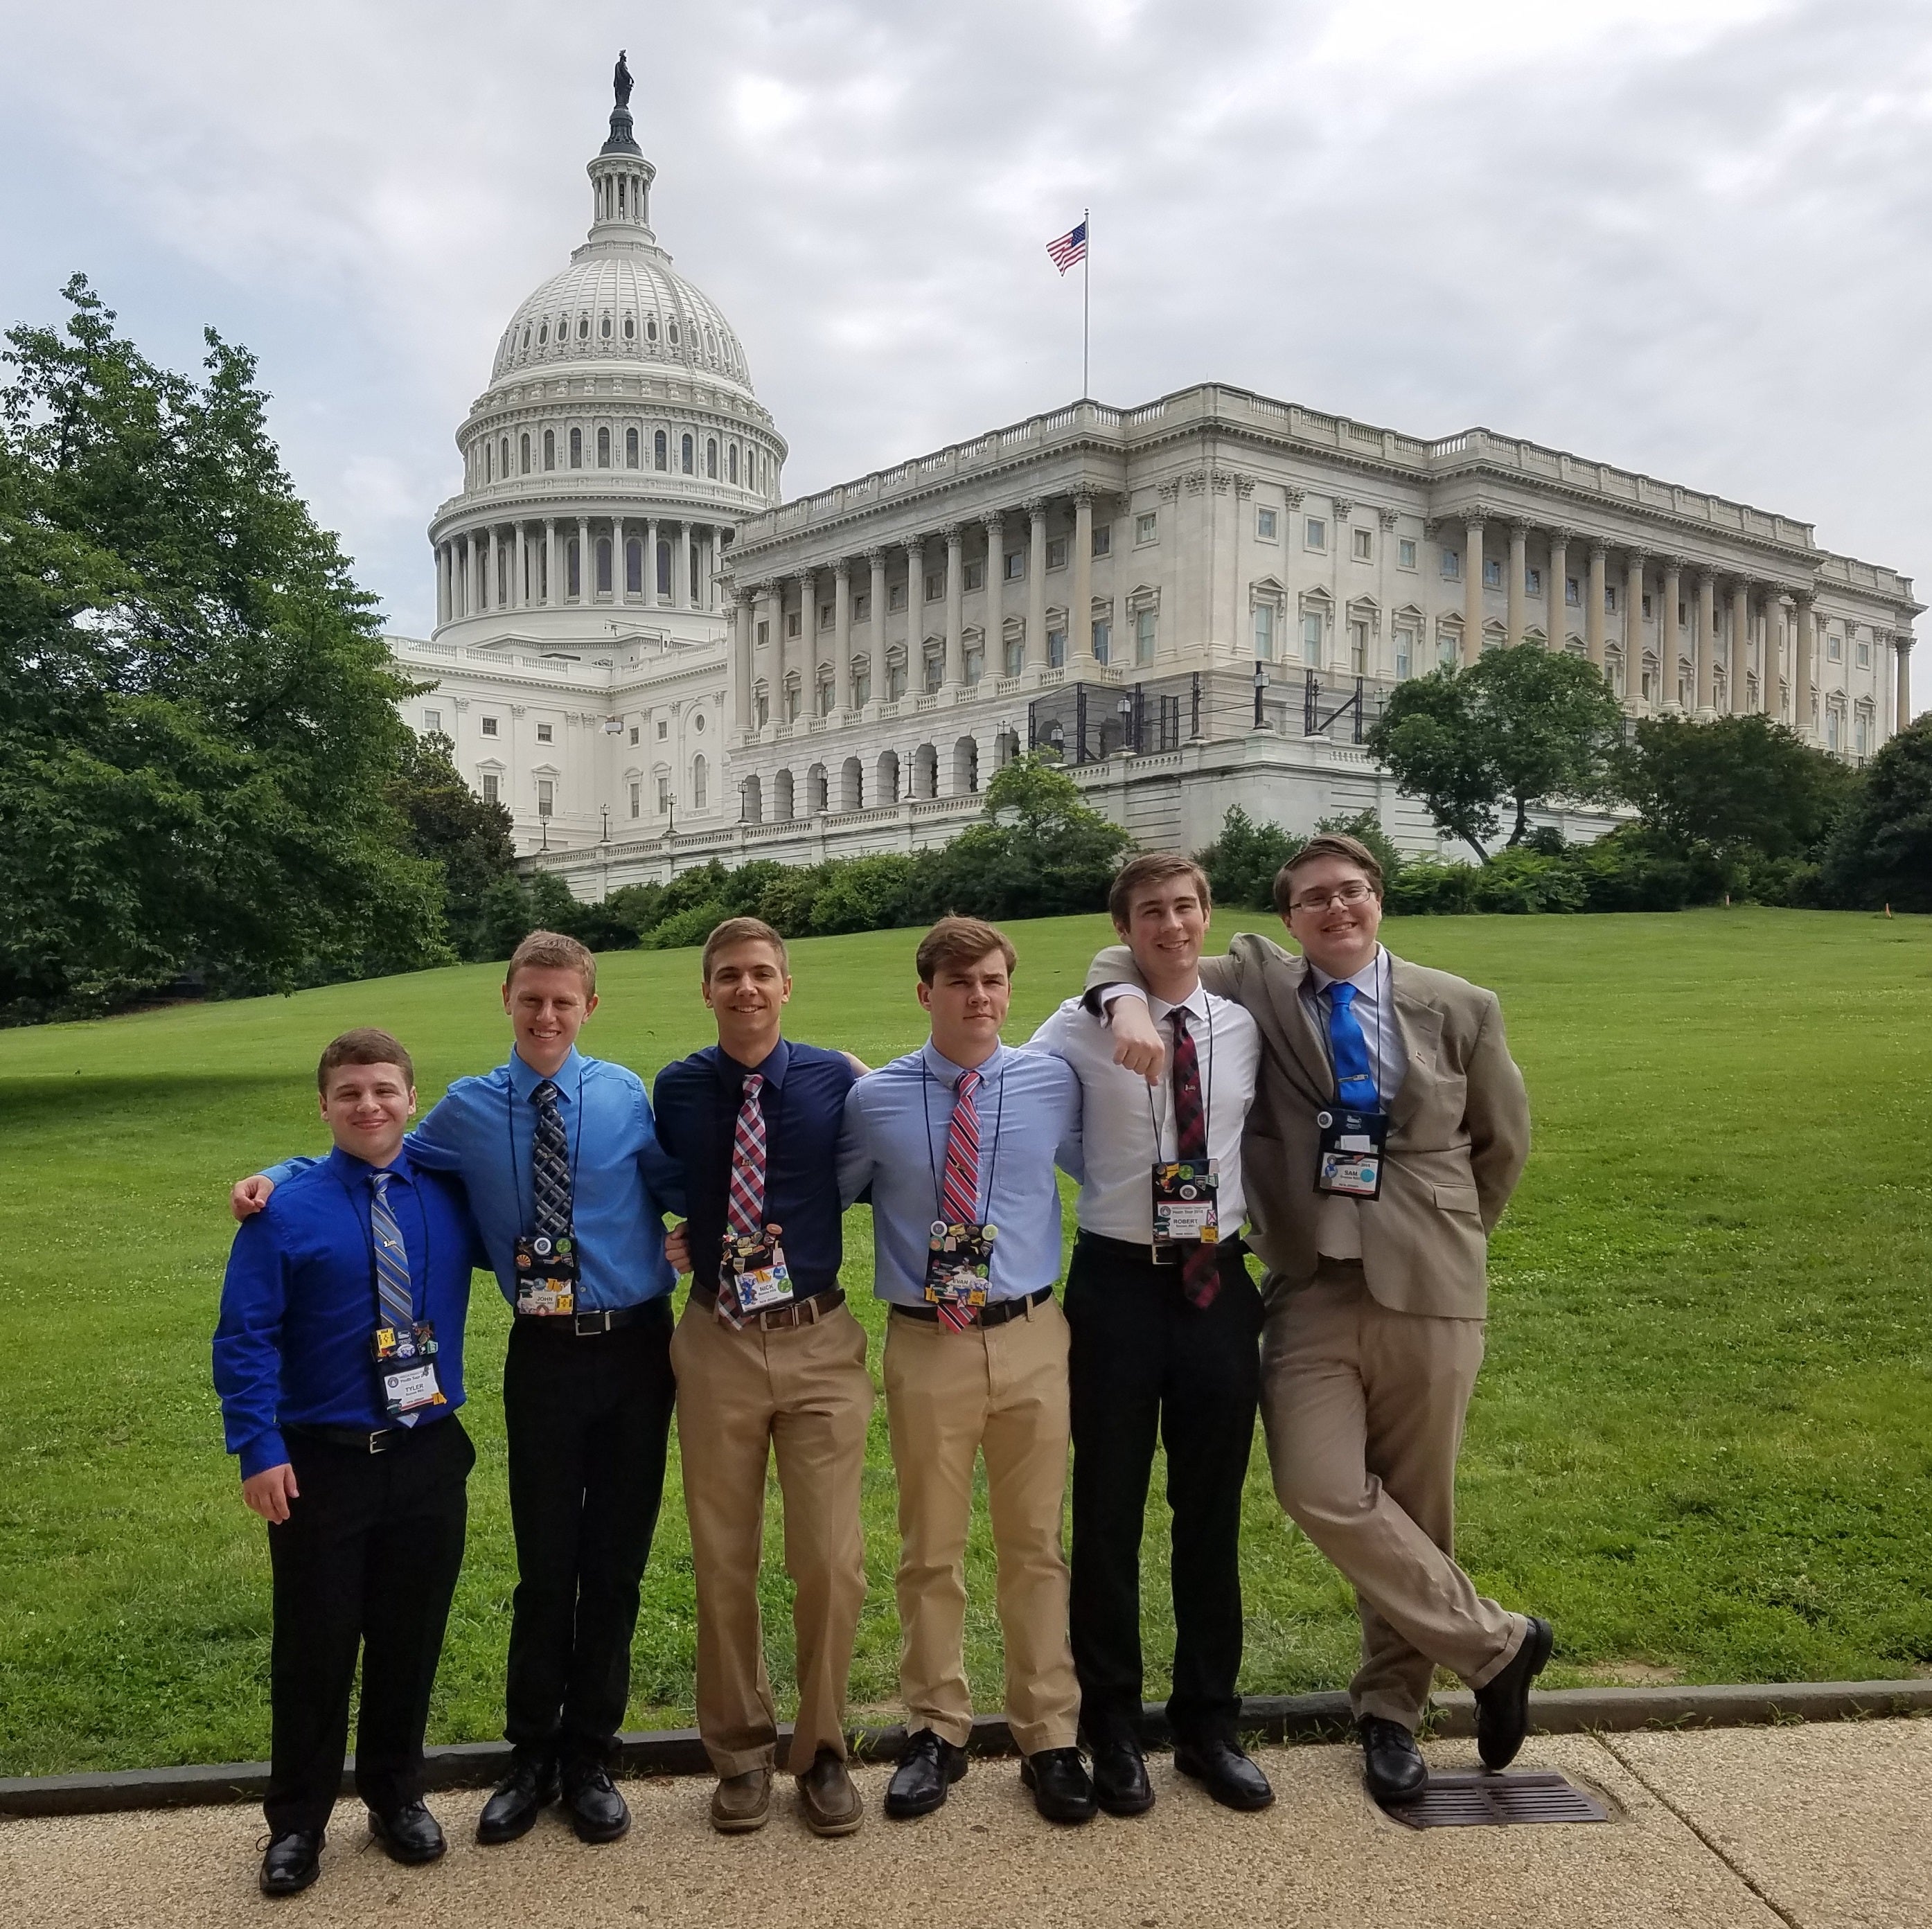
[390,78,1920,894]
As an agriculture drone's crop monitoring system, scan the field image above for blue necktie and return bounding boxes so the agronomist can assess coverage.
[532,1079,573,1238]
[1327,981,1381,1111]
[370,1171,422,1428]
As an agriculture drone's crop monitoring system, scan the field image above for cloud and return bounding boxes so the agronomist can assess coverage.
[1,0,1926,709]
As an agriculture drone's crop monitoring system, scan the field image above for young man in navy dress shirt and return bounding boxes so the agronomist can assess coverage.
[215,1029,487,1897]
[231,932,685,1849]
[653,916,871,1838]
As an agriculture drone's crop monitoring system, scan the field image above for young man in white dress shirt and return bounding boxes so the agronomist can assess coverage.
[1029,853,1273,1816]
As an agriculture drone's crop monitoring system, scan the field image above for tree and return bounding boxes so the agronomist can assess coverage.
[386,731,516,959]
[1819,715,1932,911]
[1366,645,1626,860]
[1615,712,1855,864]
[0,277,447,1020]
[1195,806,1295,911]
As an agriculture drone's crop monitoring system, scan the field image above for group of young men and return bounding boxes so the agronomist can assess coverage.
[214,831,1548,1897]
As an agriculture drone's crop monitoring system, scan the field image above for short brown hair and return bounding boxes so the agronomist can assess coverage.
[506,929,597,995]
[1108,851,1212,927]
[915,915,1017,984]
[1273,833,1385,915]
[702,915,789,980]
[317,1027,414,1094]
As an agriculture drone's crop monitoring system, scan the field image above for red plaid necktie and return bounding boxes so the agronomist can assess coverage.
[1170,1011,1221,1309]
[727,1072,767,1241]
[937,1069,982,1331]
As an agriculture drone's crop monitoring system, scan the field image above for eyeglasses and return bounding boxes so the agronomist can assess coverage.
[1289,881,1374,913]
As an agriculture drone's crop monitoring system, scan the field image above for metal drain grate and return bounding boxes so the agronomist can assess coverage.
[1376,1770,1608,1829]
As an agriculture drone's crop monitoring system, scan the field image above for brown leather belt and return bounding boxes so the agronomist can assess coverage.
[689,1284,847,1331]
[890,1286,1056,1327]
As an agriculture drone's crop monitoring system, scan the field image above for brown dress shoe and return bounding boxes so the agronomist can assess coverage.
[796,1747,864,1838]
[709,1767,772,1834]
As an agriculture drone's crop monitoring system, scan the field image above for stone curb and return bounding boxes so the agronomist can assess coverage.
[3,1680,1928,1820]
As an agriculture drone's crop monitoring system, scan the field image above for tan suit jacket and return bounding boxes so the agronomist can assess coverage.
[1085,935,1530,1319]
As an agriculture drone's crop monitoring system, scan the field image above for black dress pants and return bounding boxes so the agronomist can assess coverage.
[1066,1233,1262,1750]
[502,1307,677,1768]
[264,1416,472,1837]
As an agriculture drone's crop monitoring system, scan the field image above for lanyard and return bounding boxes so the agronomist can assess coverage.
[332,1166,431,1328]
[506,1063,588,1229]
[1144,995,1216,1159]
[1311,950,1390,1104]
[920,1052,1007,1227]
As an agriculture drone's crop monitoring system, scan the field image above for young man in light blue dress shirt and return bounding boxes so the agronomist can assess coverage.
[837,916,1097,1826]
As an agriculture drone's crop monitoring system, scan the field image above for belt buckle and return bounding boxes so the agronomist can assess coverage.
[573,1310,608,1336]
[368,1430,393,1455]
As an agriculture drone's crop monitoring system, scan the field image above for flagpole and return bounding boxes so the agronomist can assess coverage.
[1082,206,1090,399]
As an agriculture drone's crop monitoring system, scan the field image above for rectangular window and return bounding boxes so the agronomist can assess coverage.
[1135,607,1155,664]
[537,780,553,817]
[923,652,943,694]
[1604,585,1618,613]
[1398,537,1417,569]
[786,684,801,721]
[481,772,499,805]
[1136,512,1158,544]
[1354,528,1374,562]
[756,619,770,647]
[889,583,907,612]
[1253,605,1275,661]
[1566,576,1581,607]
[629,725,639,745]
[787,610,801,637]
[656,718,668,739]
[820,603,835,629]
[1641,594,1653,620]
[755,693,769,725]
[964,646,984,686]
[1046,536,1069,570]
[854,593,871,621]
[1091,619,1111,664]
[1304,517,1327,551]
[818,680,835,715]
[1441,551,1461,581]
[1257,508,1278,541]
[887,657,907,698]
[1394,626,1415,678]
[1349,619,1369,672]
[1827,632,1843,661]
[964,559,985,592]
[1856,712,1870,755]
[1047,627,1067,667]
[1004,634,1024,676]
[423,709,442,734]
[481,715,499,737]
[1302,611,1323,660]
[1527,567,1543,596]
[1482,558,1503,589]
[853,664,872,705]
[657,776,671,812]
[925,571,943,603]
[1679,601,1688,625]
[1091,524,1111,557]
[1004,551,1024,580]
[629,781,641,817]
[1856,636,1872,668]
[536,722,553,743]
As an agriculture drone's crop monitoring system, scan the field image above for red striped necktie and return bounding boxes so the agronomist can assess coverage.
[727,1072,767,1241]
[1171,1011,1221,1309]
[940,1068,981,1227]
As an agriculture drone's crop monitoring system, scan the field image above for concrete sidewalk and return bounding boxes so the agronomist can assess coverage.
[3,1718,1924,1929]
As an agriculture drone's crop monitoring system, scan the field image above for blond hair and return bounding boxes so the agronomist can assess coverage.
[506,929,597,995]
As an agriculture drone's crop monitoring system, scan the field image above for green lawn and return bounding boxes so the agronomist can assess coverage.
[2,906,1929,1777]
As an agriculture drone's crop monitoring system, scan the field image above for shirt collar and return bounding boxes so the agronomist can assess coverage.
[718,1035,791,1090]
[326,1142,416,1186]
[1308,945,1387,998]
[1147,980,1211,1025]
[509,1044,585,1101]
[921,1037,1005,1087]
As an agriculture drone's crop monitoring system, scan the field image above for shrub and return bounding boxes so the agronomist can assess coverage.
[645,900,732,952]
[1197,806,1297,911]
[809,853,917,934]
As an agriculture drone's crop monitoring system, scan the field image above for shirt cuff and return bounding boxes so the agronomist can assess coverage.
[239,1429,290,1480]
[1099,984,1149,1013]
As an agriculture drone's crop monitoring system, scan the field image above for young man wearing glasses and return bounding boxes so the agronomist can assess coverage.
[1086,833,1546,1808]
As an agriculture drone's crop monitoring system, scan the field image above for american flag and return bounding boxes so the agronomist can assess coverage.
[1047,220,1088,274]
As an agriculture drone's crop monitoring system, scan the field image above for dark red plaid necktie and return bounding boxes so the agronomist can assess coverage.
[727,1072,767,1241]
[1170,1010,1220,1309]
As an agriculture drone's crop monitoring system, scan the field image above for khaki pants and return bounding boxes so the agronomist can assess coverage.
[1261,1262,1525,1730]
[883,1299,1079,1756]
[671,1299,874,1776]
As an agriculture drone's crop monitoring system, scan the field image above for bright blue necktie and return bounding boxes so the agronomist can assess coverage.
[1327,981,1381,1110]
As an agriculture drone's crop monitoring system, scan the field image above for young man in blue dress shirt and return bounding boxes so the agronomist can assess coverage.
[231,932,684,1848]
[215,1029,487,1897]
[837,916,1097,1826]
[653,916,871,1838]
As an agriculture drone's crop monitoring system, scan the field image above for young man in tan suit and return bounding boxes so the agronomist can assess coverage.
[1089,833,1550,1804]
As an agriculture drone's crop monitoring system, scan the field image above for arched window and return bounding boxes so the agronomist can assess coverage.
[484,442,493,481]
[567,538,581,598]
[596,427,611,468]
[520,433,531,474]
[538,321,549,346]
[499,436,509,476]
[626,540,643,594]
[656,540,671,598]
[680,434,694,474]
[668,318,682,348]
[729,444,739,485]
[569,427,583,469]
[600,314,612,340]
[646,315,659,344]
[704,326,716,358]
[521,326,531,351]
[577,315,590,341]
[543,429,556,471]
[692,754,707,808]
[626,427,639,469]
[707,437,718,479]
[596,537,612,594]
[654,429,667,470]
[622,314,635,341]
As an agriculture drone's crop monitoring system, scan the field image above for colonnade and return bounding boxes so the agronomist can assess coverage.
[436,516,725,624]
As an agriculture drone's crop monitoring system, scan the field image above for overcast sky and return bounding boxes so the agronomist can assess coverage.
[4,0,1928,696]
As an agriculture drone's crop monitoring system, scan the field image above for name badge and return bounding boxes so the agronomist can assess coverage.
[513,1232,578,1317]
[1152,1159,1219,1263]
[372,1320,445,1417]
[923,1220,995,1317]
[720,1225,795,1324]
[1316,1108,1388,1200]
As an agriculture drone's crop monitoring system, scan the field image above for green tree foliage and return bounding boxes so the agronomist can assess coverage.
[1366,644,1626,860]
[1196,806,1296,910]
[386,731,516,959]
[1819,714,1932,911]
[1313,808,1404,885]
[0,278,447,1020]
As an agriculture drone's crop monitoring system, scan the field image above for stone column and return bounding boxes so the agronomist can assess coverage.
[1463,515,1485,665]
[1761,592,1783,718]
[1546,531,1568,650]
[1624,552,1645,701]
[984,511,1005,676]
[1073,489,1096,666]
[733,590,753,735]
[764,582,785,716]
[576,517,591,603]
[483,526,497,612]
[798,569,819,717]
[1793,593,1815,738]
[943,524,966,687]
[1586,544,1607,670]
[905,535,926,684]
[1507,524,1527,647]
[544,519,558,607]
[1658,560,1683,708]
[1728,581,1750,711]
[866,549,888,706]
[515,524,529,609]
[1696,572,1717,712]
[833,561,853,717]
[672,522,689,608]
[639,517,655,606]
[1026,499,1049,670]
[1897,635,1913,735]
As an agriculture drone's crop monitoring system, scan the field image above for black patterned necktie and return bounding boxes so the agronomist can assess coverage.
[532,1078,573,1238]
[1170,1010,1221,1310]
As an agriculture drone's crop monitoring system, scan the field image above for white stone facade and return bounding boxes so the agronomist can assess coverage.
[396,91,1920,897]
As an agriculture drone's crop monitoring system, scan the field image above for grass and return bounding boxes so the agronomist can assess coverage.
[1,905,1929,1776]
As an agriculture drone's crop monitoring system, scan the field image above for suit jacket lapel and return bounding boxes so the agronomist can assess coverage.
[1261,948,1335,1105]
[1388,954,1442,1130]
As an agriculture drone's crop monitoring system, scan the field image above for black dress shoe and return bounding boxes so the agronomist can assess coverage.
[1173,1738,1275,1812]
[1358,1717,1428,1804]
[258,1829,323,1896]
[1020,1746,1098,1824]
[1088,1736,1155,1817]
[1475,1616,1554,1771]
[885,1728,968,1820]
[368,1800,446,1865]
[476,1754,559,1845]
[562,1761,630,1843]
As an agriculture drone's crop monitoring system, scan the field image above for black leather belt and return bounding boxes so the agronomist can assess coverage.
[515,1301,667,1336]
[689,1284,847,1331]
[1076,1229,1247,1265]
[287,1421,436,1455]
[891,1285,1056,1327]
